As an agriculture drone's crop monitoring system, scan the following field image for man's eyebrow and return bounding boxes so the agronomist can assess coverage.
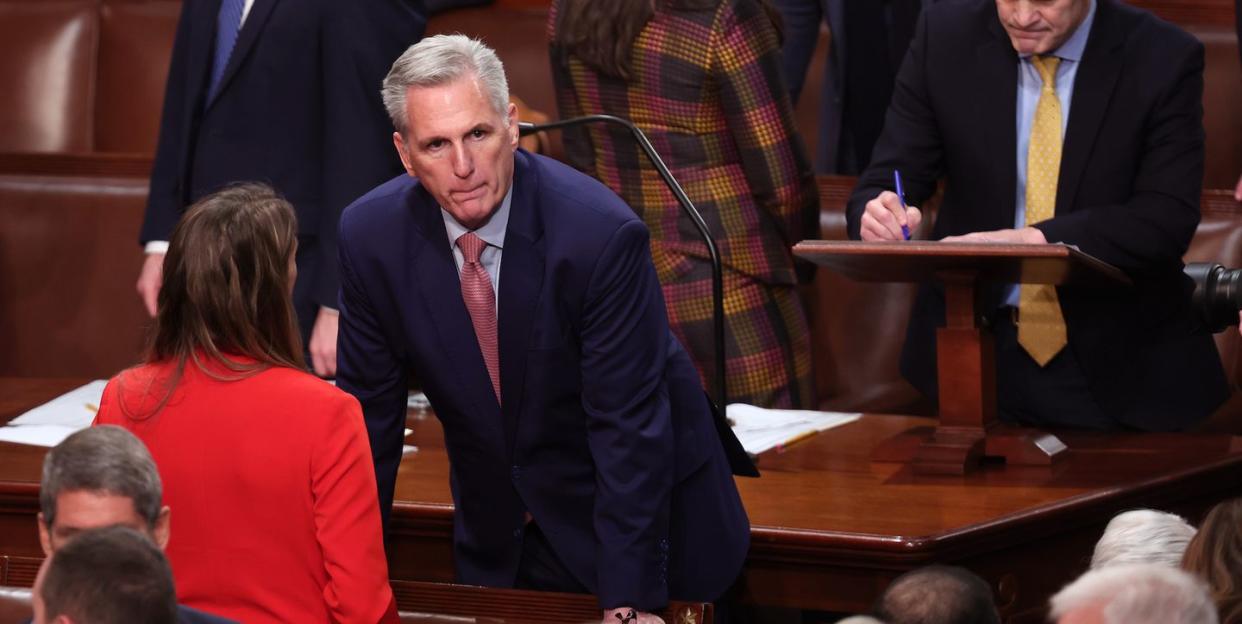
[418,133,448,148]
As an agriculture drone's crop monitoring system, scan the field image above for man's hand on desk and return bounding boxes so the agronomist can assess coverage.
[136,252,165,317]
[860,191,922,241]
[603,608,664,624]
[940,227,1047,245]
[309,307,339,377]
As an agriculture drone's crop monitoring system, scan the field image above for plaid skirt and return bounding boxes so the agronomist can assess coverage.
[656,247,815,409]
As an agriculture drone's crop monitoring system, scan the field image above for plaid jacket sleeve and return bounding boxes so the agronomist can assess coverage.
[711,0,820,249]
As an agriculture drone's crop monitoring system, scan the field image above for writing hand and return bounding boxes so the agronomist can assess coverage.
[860,191,921,241]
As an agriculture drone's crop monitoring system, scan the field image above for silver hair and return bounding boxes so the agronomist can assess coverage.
[1090,509,1197,569]
[381,34,510,136]
[40,426,163,529]
[1049,564,1218,624]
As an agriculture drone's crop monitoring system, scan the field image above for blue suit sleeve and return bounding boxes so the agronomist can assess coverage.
[336,219,409,525]
[141,0,197,245]
[580,220,675,611]
[846,8,943,240]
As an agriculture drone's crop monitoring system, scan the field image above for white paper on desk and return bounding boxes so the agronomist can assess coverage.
[726,403,861,455]
[0,424,81,447]
[8,380,107,428]
[407,391,430,409]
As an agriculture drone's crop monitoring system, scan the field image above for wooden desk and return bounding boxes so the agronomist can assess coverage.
[3,378,1240,622]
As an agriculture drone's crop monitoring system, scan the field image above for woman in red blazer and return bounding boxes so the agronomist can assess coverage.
[95,184,397,624]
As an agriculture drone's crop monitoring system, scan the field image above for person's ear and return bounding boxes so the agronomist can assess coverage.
[393,132,416,176]
[152,506,171,550]
[37,512,52,556]
[506,102,519,149]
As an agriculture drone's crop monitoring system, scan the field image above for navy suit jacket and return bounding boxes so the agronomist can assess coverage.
[846,0,1229,429]
[142,0,425,308]
[337,150,749,610]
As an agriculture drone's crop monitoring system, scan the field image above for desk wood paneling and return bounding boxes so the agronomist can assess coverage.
[2,378,1240,621]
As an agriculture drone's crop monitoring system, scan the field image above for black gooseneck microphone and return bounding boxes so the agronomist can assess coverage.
[519,116,728,413]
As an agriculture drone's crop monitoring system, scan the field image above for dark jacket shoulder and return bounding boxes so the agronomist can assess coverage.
[178,604,239,624]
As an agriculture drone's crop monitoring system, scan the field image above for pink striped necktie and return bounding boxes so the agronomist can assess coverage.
[456,232,500,403]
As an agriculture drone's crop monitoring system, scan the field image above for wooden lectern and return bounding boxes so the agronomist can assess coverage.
[794,241,1131,474]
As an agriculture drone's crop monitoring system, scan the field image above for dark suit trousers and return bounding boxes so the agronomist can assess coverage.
[514,522,589,594]
[992,309,1117,430]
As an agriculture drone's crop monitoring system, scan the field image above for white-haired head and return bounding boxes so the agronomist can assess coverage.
[381,34,510,136]
[1049,564,1217,624]
[1090,509,1196,569]
[836,617,886,624]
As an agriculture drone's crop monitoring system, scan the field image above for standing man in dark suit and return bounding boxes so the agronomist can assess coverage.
[136,0,426,376]
[336,35,750,622]
[774,0,929,174]
[846,0,1228,430]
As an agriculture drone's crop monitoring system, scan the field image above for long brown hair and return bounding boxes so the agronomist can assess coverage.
[553,0,783,80]
[120,183,304,417]
[1182,498,1242,624]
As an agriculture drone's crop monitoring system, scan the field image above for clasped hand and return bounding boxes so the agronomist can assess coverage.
[602,608,664,624]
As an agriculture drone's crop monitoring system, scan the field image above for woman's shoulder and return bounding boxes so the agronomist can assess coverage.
[249,370,366,442]
[249,367,361,410]
[98,363,176,421]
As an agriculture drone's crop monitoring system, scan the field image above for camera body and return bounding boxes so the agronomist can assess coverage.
[1186,262,1242,333]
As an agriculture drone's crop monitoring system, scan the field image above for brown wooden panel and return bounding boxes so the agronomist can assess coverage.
[1127,0,1235,25]
[0,557,41,588]
[793,241,1129,288]
[0,152,154,177]
[96,1,181,153]
[0,174,151,377]
[0,0,97,153]
[427,5,556,119]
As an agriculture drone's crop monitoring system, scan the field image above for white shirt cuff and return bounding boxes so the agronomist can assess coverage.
[144,241,170,254]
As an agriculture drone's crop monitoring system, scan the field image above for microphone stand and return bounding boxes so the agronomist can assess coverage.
[519,116,729,413]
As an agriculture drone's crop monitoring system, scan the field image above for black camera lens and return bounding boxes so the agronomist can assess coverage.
[1187,262,1242,333]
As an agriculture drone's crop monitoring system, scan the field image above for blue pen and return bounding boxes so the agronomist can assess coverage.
[893,170,911,240]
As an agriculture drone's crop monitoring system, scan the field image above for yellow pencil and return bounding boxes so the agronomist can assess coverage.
[774,428,820,453]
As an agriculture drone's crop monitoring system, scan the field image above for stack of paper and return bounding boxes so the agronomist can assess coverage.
[407,391,431,409]
[0,380,106,447]
[727,403,861,455]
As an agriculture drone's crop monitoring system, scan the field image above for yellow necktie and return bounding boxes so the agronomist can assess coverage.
[1018,55,1067,367]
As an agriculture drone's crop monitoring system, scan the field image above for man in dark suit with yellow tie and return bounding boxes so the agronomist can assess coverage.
[846,0,1228,430]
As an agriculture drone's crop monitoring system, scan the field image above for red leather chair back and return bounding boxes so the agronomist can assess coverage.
[0,0,97,153]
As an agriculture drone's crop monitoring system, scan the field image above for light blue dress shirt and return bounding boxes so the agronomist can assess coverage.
[441,185,513,314]
[1005,0,1096,305]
